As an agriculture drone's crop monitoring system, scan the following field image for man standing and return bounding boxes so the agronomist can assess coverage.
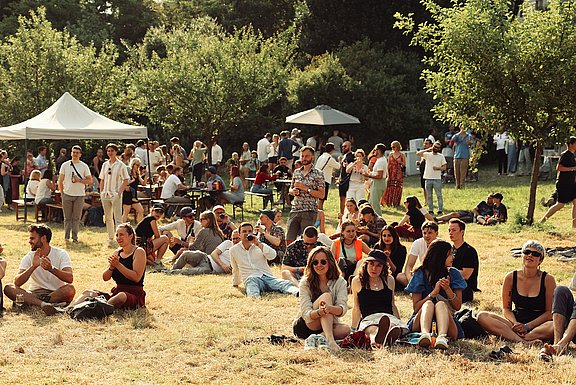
[256,209,286,264]
[159,207,202,256]
[230,222,298,298]
[452,127,472,189]
[314,143,340,210]
[35,146,48,177]
[287,146,325,242]
[100,144,130,245]
[4,224,75,315]
[210,136,223,169]
[448,219,479,303]
[257,133,272,165]
[58,145,92,243]
[365,143,387,216]
[397,221,439,287]
[327,129,344,160]
[134,140,147,167]
[0,244,5,313]
[147,141,163,174]
[281,226,324,285]
[417,141,447,214]
[541,137,576,227]
[338,141,355,214]
[278,130,301,169]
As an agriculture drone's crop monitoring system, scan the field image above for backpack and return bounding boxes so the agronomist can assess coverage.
[68,296,114,321]
[340,330,372,350]
[454,308,488,339]
[85,206,105,227]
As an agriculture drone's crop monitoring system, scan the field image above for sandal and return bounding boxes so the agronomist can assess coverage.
[539,344,556,362]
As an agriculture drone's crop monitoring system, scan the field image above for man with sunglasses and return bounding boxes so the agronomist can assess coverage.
[448,218,479,303]
[281,226,324,285]
[159,207,202,256]
[230,222,298,298]
[100,143,130,245]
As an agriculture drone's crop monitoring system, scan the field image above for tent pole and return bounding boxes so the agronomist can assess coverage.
[24,138,28,223]
[146,138,152,204]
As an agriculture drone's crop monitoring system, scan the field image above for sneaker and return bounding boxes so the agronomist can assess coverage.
[437,211,443,215]
[417,332,432,348]
[316,335,330,349]
[435,334,449,350]
[304,334,319,350]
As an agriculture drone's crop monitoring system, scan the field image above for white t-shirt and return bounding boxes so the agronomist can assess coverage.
[26,180,39,197]
[494,132,508,150]
[408,237,428,265]
[18,247,72,291]
[60,160,90,196]
[211,144,223,164]
[373,156,388,178]
[161,174,182,199]
[135,147,147,166]
[315,152,340,184]
[148,150,163,173]
[209,239,234,273]
[35,179,53,204]
[422,152,446,180]
[257,138,271,163]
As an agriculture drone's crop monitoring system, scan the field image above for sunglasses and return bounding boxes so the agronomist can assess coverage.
[523,249,542,258]
[108,168,112,175]
[312,259,328,266]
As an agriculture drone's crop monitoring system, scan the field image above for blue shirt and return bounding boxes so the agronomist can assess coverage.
[405,267,467,298]
[452,133,471,159]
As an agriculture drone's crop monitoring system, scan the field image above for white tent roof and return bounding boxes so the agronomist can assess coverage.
[285,105,360,126]
[0,92,147,140]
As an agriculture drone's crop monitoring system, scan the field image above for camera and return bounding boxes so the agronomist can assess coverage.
[219,213,226,219]
[247,234,255,241]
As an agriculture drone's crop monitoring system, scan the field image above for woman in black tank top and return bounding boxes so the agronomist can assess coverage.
[477,240,556,343]
[351,250,405,348]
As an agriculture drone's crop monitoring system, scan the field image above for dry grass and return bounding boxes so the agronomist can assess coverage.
[1,167,575,385]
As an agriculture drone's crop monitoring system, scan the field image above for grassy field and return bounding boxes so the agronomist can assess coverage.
[1,166,575,385]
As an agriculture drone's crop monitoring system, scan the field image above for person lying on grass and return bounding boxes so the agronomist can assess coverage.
[477,240,555,344]
[351,250,405,348]
[405,239,466,350]
[70,223,146,309]
[293,246,350,351]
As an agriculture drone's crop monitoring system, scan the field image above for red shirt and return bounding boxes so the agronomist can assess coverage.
[254,171,277,186]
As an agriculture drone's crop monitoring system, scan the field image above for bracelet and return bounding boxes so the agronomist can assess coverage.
[351,327,357,331]
[49,267,55,273]
[524,323,530,332]
[428,293,435,300]
[449,292,457,301]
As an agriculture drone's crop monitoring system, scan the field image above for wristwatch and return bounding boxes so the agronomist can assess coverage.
[307,188,312,193]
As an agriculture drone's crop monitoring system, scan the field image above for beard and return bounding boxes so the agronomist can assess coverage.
[301,158,311,165]
[31,240,42,251]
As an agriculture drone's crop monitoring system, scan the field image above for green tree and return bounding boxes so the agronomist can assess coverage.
[129,17,298,147]
[396,0,576,223]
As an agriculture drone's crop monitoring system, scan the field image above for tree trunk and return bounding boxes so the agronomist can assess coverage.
[526,143,543,224]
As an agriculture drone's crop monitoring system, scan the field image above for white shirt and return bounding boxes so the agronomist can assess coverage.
[147,150,163,173]
[209,239,234,273]
[408,237,429,265]
[18,247,72,292]
[161,174,182,199]
[230,242,277,286]
[494,132,508,150]
[100,159,130,197]
[60,160,90,196]
[422,152,446,180]
[135,147,147,166]
[35,179,53,204]
[257,138,271,163]
[315,152,341,184]
[306,137,317,149]
[211,144,223,165]
[373,156,388,179]
[26,180,39,198]
[159,219,202,242]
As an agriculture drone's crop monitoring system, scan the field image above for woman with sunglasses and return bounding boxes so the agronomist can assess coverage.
[330,220,371,282]
[405,239,467,349]
[477,240,556,343]
[293,246,350,350]
[351,250,406,348]
[345,149,369,203]
[374,225,407,291]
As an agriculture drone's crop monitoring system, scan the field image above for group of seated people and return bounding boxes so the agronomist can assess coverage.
[1,198,574,362]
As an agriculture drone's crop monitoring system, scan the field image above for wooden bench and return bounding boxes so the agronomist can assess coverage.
[231,201,244,221]
[138,197,152,213]
[245,191,273,209]
[12,200,40,221]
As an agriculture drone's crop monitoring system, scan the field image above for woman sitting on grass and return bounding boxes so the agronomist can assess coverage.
[293,246,350,351]
[405,239,466,349]
[373,225,407,291]
[395,196,430,240]
[71,223,146,309]
[351,250,405,348]
[477,240,555,343]
[134,205,170,266]
[172,211,225,262]
[330,221,371,282]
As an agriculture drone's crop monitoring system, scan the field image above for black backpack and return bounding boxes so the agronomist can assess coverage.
[85,206,105,227]
[68,296,114,321]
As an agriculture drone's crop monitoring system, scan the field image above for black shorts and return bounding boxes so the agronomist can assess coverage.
[321,182,329,201]
[338,180,350,197]
[556,183,576,204]
[292,316,321,339]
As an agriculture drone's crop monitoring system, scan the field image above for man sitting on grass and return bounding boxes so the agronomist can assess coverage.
[357,205,387,247]
[281,226,325,286]
[477,193,507,225]
[436,193,494,223]
[4,224,75,315]
[231,222,299,298]
[396,221,439,287]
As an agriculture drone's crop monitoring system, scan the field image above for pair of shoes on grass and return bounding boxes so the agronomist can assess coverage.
[417,332,449,350]
[304,334,329,350]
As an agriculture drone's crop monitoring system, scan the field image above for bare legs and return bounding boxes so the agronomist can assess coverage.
[412,301,458,340]
[4,284,75,307]
[305,292,350,350]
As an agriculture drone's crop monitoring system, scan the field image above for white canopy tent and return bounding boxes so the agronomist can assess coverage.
[0,92,148,221]
[285,105,360,126]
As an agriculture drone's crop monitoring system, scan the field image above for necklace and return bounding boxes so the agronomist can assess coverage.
[369,279,382,290]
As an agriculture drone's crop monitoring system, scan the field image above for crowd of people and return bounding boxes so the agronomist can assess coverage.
[0,131,575,361]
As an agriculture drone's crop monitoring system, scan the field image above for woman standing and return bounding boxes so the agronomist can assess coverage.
[268,134,280,170]
[188,141,207,185]
[239,142,251,187]
[374,225,407,290]
[405,239,467,349]
[477,240,556,343]
[351,250,405,348]
[171,144,184,168]
[345,149,369,203]
[0,150,13,207]
[382,141,406,207]
[122,158,145,224]
[134,205,170,265]
[293,246,350,351]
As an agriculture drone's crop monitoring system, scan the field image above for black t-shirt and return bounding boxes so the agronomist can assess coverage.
[135,216,156,240]
[407,207,425,230]
[273,165,290,178]
[339,152,355,181]
[557,150,576,185]
[493,203,507,222]
[475,201,493,216]
[452,242,479,302]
